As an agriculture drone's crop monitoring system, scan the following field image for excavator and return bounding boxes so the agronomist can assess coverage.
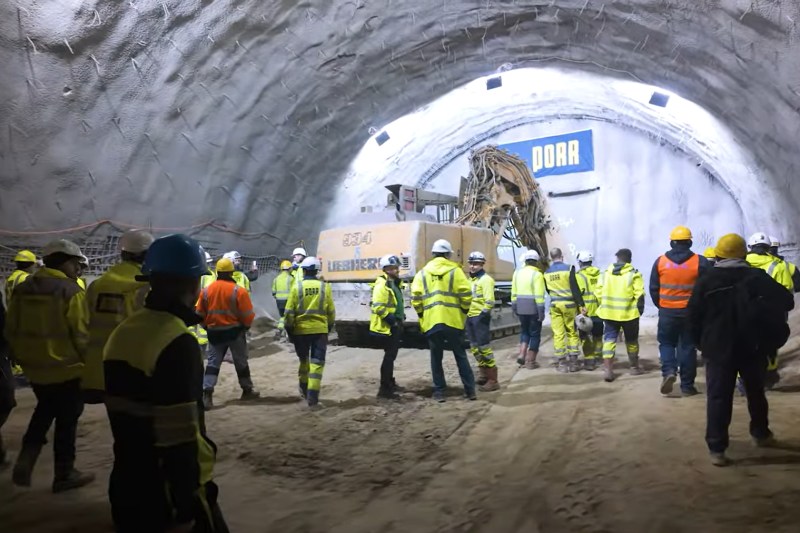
[317,146,563,347]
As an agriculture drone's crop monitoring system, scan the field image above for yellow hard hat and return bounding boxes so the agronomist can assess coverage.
[216,258,235,272]
[670,226,693,241]
[714,234,747,260]
[14,250,36,263]
[280,260,292,270]
[703,247,716,259]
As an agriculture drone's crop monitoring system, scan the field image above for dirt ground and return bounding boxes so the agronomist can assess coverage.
[4,320,800,533]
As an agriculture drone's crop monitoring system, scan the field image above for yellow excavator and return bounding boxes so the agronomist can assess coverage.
[317,146,564,346]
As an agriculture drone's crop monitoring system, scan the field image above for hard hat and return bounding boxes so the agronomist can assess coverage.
[669,226,693,241]
[379,254,401,268]
[715,234,747,260]
[42,239,84,259]
[223,251,242,262]
[119,229,155,253]
[141,234,207,278]
[280,260,293,270]
[522,250,540,262]
[703,247,716,259]
[575,314,593,333]
[14,250,36,263]
[467,251,486,263]
[576,250,594,263]
[205,251,212,264]
[769,235,780,248]
[292,247,307,257]
[300,256,320,270]
[747,232,770,247]
[431,239,453,254]
[216,258,235,273]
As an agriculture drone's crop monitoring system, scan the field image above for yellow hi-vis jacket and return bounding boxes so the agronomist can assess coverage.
[511,265,546,317]
[468,272,495,317]
[5,269,31,302]
[285,276,336,335]
[83,261,149,392]
[411,257,472,333]
[231,271,251,292]
[576,266,601,317]
[596,263,644,322]
[370,273,404,336]
[746,253,793,292]
[4,267,89,384]
[272,271,293,302]
[191,271,216,346]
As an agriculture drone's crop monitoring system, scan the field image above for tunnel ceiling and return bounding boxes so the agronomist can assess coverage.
[1,0,799,251]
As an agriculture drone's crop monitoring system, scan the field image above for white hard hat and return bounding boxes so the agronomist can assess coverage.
[467,251,486,263]
[747,232,771,247]
[522,250,540,262]
[379,254,401,268]
[204,251,212,263]
[79,254,89,267]
[292,247,307,257]
[223,251,242,261]
[119,229,155,254]
[431,239,453,254]
[577,250,594,263]
[42,239,84,259]
[300,256,320,270]
[575,314,593,333]
[769,235,780,247]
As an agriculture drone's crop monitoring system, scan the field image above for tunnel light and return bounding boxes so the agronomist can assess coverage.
[486,76,503,90]
[649,91,670,107]
[375,131,390,146]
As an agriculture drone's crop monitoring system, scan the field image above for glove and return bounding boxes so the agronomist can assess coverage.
[479,310,491,324]
[385,314,397,327]
[511,301,518,315]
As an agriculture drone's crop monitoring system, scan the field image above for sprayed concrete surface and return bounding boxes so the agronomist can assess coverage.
[4,322,800,532]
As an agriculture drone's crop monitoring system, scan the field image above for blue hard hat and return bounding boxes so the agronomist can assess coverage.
[140,234,207,278]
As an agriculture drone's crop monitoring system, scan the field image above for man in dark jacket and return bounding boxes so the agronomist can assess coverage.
[650,226,711,396]
[687,234,794,467]
[0,297,16,469]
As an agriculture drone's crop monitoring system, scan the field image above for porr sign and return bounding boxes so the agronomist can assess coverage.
[499,129,595,177]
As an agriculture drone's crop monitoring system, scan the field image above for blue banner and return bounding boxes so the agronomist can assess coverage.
[499,129,595,177]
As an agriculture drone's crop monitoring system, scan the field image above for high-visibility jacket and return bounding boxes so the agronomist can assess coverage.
[596,263,644,322]
[196,279,255,332]
[191,271,216,346]
[272,271,293,302]
[655,254,700,309]
[5,269,31,302]
[543,262,582,309]
[747,253,793,292]
[576,266,601,317]
[411,257,472,333]
[83,261,149,392]
[4,267,89,385]
[103,306,217,524]
[468,271,495,317]
[370,273,404,336]
[285,276,336,335]
[231,271,251,292]
[511,265,546,317]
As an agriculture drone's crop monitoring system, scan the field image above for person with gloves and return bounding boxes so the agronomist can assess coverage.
[511,250,547,369]
[369,255,406,399]
[575,251,602,371]
[222,251,259,292]
[466,251,499,391]
[543,248,585,373]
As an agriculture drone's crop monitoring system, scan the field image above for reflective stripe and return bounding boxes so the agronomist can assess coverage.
[602,304,634,311]
[154,402,199,447]
[659,294,690,301]
[661,283,694,290]
[105,395,154,417]
[422,301,463,311]
[767,262,776,276]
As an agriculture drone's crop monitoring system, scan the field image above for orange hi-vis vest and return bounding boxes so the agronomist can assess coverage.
[657,254,700,309]
[196,279,255,331]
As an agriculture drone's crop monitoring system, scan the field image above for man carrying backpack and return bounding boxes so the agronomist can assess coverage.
[688,234,794,467]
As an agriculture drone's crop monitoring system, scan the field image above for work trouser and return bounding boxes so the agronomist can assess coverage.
[465,314,495,368]
[518,314,543,351]
[276,300,288,329]
[22,378,83,466]
[293,334,328,405]
[657,313,697,391]
[0,354,17,461]
[427,328,475,396]
[705,355,770,454]
[203,332,254,392]
[380,326,402,389]
[550,301,580,359]
[580,317,604,360]
[602,319,639,360]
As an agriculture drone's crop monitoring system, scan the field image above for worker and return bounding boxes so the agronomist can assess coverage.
[596,248,645,382]
[411,239,475,402]
[769,236,800,292]
[4,238,95,492]
[222,251,259,292]
[575,250,602,371]
[102,233,229,531]
[511,250,546,369]
[193,251,217,353]
[197,258,260,410]
[649,226,710,397]
[543,248,585,373]
[272,260,294,329]
[291,247,308,282]
[703,247,717,266]
[746,232,793,388]
[370,255,405,399]
[466,251,499,391]
[687,234,794,466]
[0,297,16,470]
[83,230,154,404]
[5,249,37,302]
[284,256,336,408]
[76,255,89,290]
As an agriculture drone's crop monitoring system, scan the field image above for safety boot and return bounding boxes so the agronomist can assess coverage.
[307,390,320,408]
[298,382,308,399]
[479,367,500,392]
[568,355,579,373]
[53,464,95,493]
[516,343,527,366]
[556,357,570,373]
[202,390,214,411]
[602,358,615,382]
[628,355,644,376]
[524,350,539,370]
[240,387,261,401]
[476,367,489,386]
[377,385,400,400]
[583,357,597,371]
[12,445,41,487]
[391,378,406,393]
